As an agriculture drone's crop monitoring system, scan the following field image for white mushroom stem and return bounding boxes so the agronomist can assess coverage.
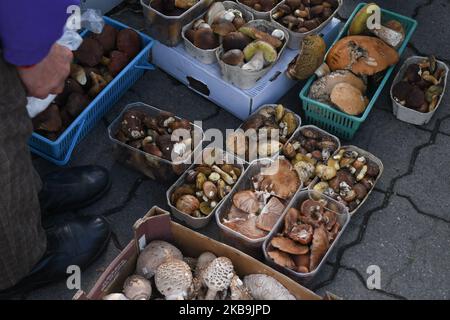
[242,51,265,72]
[205,288,218,300]
[370,26,404,48]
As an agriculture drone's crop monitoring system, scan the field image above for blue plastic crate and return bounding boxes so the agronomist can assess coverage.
[29,16,155,165]
[299,3,418,140]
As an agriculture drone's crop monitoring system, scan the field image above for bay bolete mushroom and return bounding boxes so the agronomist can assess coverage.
[243,274,295,300]
[202,257,235,300]
[155,259,193,300]
[238,26,283,49]
[75,38,104,67]
[242,41,278,72]
[136,240,183,278]
[64,92,90,119]
[92,24,118,53]
[222,32,252,52]
[193,28,219,50]
[108,50,130,76]
[117,28,141,59]
[222,49,245,66]
[123,275,152,300]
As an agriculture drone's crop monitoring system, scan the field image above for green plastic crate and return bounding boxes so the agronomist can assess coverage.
[299,3,418,140]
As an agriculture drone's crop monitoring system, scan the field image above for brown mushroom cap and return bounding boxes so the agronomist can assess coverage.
[222,32,252,52]
[211,21,236,37]
[271,236,309,255]
[222,49,245,66]
[326,36,399,76]
[256,159,301,200]
[63,92,90,119]
[268,248,296,269]
[92,24,118,53]
[116,28,141,59]
[283,207,300,234]
[288,223,314,245]
[232,190,261,214]
[108,50,130,76]
[193,28,219,50]
[309,225,329,271]
[32,104,62,133]
[292,254,310,273]
[75,38,104,67]
[330,82,369,115]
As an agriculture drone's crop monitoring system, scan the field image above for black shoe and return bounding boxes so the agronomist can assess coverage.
[0,215,111,299]
[39,165,111,215]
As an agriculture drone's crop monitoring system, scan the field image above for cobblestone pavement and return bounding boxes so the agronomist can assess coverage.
[27,0,450,300]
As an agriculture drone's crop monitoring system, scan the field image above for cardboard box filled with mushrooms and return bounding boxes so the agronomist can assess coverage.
[74,206,322,300]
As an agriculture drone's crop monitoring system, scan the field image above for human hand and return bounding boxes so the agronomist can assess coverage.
[17,43,73,99]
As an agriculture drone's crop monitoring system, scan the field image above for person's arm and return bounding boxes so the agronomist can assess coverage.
[0,0,79,66]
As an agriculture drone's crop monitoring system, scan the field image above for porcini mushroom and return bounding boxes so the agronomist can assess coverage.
[75,38,104,67]
[136,240,183,278]
[193,28,219,50]
[238,26,283,49]
[222,32,252,51]
[155,259,193,300]
[64,92,90,118]
[92,24,118,53]
[108,50,130,76]
[116,28,141,59]
[123,275,152,300]
[32,104,62,133]
[243,274,295,300]
[242,41,278,71]
[222,49,245,66]
[202,257,235,300]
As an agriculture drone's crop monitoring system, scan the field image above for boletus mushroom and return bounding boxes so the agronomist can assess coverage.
[116,28,141,59]
[32,104,62,133]
[75,38,104,67]
[108,50,130,76]
[221,49,245,66]
[222,32,252,52]
[92,24,118,53]
[242,41,278,71]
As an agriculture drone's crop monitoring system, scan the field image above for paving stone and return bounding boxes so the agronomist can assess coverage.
[394,134,450,221]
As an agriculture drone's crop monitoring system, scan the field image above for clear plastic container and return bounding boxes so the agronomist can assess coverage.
[216,19,289,89]
[282,125,341,189]
[269,0,343,50]
[391,56,449,126]
[167,147,247,229]
[182,1,254,64]
[229,104,302,163]
[262,190,350,283]
[108,102,204,182]
[308,145,384,216]
[215,157,302,257]
[141,0,214,46]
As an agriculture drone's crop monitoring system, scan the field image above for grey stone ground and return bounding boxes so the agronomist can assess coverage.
[27,0,450,300]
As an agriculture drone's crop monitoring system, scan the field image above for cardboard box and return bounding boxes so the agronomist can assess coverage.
[74,206,320,300]
[151,18,342,120]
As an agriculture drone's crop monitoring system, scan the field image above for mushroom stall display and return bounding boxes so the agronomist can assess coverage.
[183,1,254,64]
[304,3,403,116]
[311,146,383,213]
[103,240,296,300]
[392,56,447,113]
[239,0,281,14]
[32,25,142,141]
[218,158,301,241]
[264,193,348,275]
[226,104,300,161]
[281,126,340,187]
[109,104,203,181]
[168,148,244,221]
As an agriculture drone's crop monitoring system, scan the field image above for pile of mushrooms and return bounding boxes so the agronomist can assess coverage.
[240,0,280,13]
[222,158,300,239]
[311,147,381,212]
[115,109,193,161]
[392,56,446,113]
[218,23,285,72]
[33,25,141,140]
[103,240,295,300]
[282,126,339,187]
[272,0,340,33]
[184,2,251,51]
[170,150,242,217]
[306,3,403,116]
[266,197,341,273]
[150,0,199,16]
[226,105,299,161]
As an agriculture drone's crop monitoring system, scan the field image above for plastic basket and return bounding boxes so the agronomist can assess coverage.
[299,3,418,140]
[28,16,155,165]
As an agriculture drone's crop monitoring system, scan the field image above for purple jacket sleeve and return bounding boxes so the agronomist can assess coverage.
[0,0,80,66]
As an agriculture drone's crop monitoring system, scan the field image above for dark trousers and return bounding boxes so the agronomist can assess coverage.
[0,56,46,290]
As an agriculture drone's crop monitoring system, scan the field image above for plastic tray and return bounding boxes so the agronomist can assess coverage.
[29,17,155,165]
[167,147,247,229]
[230,104,302,163]
[141,0,213,47]
[182,1,254,64]
[216,19,289,89]
[215,157,302,257]
[391,56,449,125]
[108,102,204,182]
[269,0,343,50]
[299,3,418,140]
[308,145,383,215]
[262,190,350,283]
[283,125,341,189]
